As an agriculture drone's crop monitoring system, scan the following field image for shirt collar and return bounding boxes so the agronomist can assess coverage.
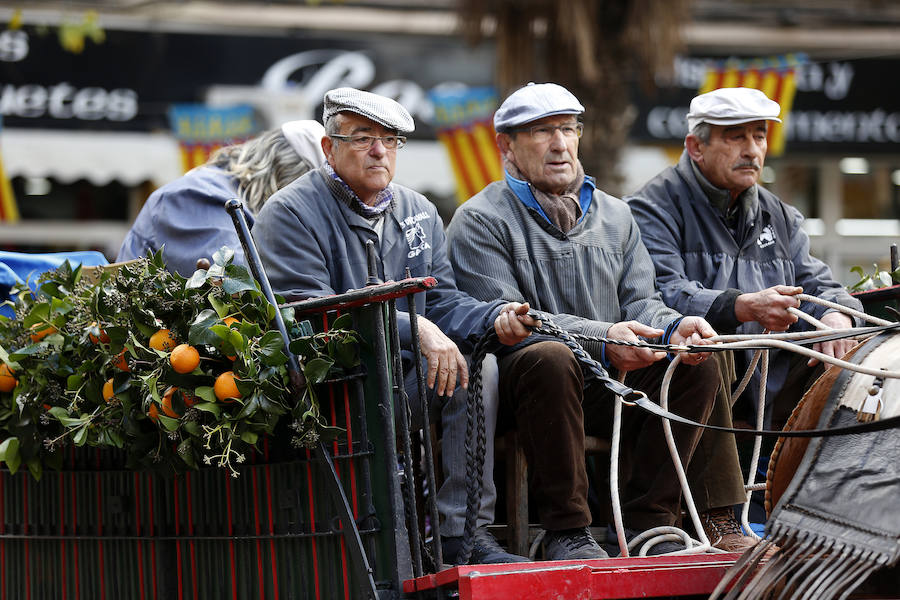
[689,158,758,220]
[503,170,596,226]
[323,162,395,219]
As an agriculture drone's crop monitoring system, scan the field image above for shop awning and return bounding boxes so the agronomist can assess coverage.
[0,129,457,195]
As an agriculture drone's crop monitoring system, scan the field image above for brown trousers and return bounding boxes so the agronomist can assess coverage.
[497,341,719,531]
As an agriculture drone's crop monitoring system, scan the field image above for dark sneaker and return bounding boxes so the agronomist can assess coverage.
[603,525,687,556]
[543,526,609,561]
[442,527,530,565]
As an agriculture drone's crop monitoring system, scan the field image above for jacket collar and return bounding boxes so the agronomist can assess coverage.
[503,170,596,227]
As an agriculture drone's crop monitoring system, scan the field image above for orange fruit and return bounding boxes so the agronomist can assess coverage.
[148,403,160,423]
[88,322,110,344]
[113,350,131,372]
[29,323,57,343]
[223,317,240,328]
[161,387,181,418]
[170,344,200,374]
[213,371,241,402]
[149,329,177,351]
[183,392,198,408]
[102,378,115,402]
[0,364,17,393]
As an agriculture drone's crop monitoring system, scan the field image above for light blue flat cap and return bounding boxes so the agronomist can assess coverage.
[323,87,415,133]
[494,82,584,131]
[687,87,781,131]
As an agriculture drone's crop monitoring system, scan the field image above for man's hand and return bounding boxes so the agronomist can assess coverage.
[734,285,803,331]
[810,311,855,366]
[605,321,667,371]
[493,302,540,346]
[417,316,468,396]
[668,316,717,365]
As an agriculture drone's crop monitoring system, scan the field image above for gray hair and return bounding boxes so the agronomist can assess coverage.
[324,113,343,137]
[689,122,711,144]
[207,128,314,214]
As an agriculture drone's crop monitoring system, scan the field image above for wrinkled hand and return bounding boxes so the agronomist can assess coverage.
[605,321,666,371]
[494,302,540,346]
[417,316,467,396]
[668,316,717,365]
[734,285,802,331]
[810,311,855,367]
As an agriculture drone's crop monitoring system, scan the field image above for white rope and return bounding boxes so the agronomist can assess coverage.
[609,372,630,557]
[797,293,893,326]
[741,349,767,541]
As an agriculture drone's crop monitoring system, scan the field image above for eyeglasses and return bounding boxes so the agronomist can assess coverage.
[510,122,583,143]
[330,134,407,150]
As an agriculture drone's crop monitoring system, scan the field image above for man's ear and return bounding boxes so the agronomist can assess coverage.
[685,134,704,164]
[496,132,513,158]
[321,135,335,166]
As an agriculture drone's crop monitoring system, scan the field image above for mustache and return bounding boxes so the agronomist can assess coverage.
[733,161,760,171]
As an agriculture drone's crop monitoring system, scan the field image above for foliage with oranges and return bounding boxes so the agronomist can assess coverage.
[0,248,358,480]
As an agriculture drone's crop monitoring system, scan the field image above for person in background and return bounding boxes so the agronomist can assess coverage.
[626,87,863,549]
[116,120,326,276]
[446,82,723,559]
[252,87,539,566]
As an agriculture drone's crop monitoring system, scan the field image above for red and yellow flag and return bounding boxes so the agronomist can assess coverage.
[168,104,260,173]
[699,54,806,156]
[429,88,503,204]
[0,118,19,222]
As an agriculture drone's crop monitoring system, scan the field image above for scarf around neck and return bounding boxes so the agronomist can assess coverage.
[503,155,585,232]
[323,162,394,219]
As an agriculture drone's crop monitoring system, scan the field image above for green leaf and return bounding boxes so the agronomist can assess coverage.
[259,331,285,356]
[177,439,197,469]
[235,393,260,420]
[222,265,257,295]
[26,458,42,481]
[331,313,353,331]
[303,357,334,384]
[185,269,209,290]
[0,437,19,464]
[240,430,258,444]
[67,374,84,391]
[73,426,88,446]
[8,343,50,361]
[193,386,217,403]
[189,309,222,347]
[157,414,180,432]
[212,246,235,266]
[193,402,222,418]
[208,292,229,318]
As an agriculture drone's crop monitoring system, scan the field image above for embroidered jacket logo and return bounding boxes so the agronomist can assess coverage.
[401,211,431,258]
[757,224,776,249]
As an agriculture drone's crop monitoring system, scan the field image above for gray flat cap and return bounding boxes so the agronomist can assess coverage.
[687,87,781,131]
[323,87,415,133]
[494,82,584,131]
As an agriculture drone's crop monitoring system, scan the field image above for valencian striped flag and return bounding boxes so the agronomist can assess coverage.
[429,87,503,204]
[0,117,19,222]
[698,54,807,156]
[168,104,260,172]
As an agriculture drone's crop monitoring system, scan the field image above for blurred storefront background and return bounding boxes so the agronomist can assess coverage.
[1,1,898,280]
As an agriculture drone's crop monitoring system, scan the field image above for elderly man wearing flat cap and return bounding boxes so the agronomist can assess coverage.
[446,82,722,559]
[627,87,863,549]
[252,87,540,566]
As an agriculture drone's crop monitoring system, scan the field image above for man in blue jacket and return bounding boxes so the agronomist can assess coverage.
[627,87,863,549]
[252,88,538,566]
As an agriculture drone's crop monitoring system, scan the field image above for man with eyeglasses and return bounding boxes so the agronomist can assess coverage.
[445,83,722,559]
[252,87,539,566]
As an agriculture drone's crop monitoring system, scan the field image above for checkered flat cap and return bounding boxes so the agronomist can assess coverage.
[323,87,415,133]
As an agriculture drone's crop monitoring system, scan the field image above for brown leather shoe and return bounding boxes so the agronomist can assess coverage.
[699,508,758,553]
